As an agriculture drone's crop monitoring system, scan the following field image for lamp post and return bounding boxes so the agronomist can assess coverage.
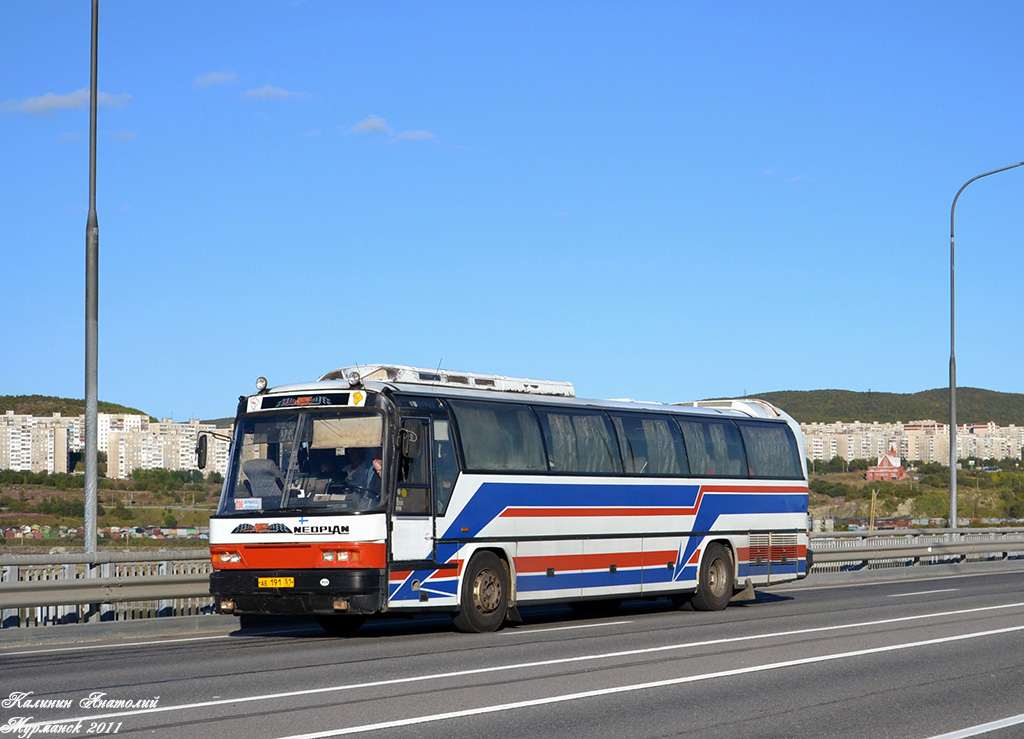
[84,0,99,553]
[949,160,1024,530]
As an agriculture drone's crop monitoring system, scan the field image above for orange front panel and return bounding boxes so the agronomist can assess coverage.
[211,542,386,570]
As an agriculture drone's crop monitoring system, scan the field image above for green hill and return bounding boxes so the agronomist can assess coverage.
[0,395,152,419]
[747,387,1024,426]
[5,389,1024,428]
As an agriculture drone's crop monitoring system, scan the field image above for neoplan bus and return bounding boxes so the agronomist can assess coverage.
[200,364,810,634]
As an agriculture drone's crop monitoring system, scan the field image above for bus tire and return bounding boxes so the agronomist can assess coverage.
[314,615,367,636]
[691,542,734,612]
[453,551,508,633]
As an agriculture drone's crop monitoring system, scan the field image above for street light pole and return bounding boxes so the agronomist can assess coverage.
[84,0,100,553]
[949,159,1024,530]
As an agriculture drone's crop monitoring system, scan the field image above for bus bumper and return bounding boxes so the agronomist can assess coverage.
[210,569,386,616]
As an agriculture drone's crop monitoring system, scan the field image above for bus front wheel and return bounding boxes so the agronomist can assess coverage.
[453,551,508,633]
[691,543,734,611]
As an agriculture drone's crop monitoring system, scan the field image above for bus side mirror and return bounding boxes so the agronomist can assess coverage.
[196,434,208,469]
[402,420,423,459]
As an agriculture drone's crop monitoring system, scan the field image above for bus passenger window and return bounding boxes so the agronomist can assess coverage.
[535,409,620,474]
[737,422,802,478]
[610,414,687,476]
[677,419,748,478]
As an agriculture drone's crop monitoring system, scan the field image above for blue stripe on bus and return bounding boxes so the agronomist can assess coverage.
[518,564,701,593]
[440,481,705,543]
[390,481,807,603]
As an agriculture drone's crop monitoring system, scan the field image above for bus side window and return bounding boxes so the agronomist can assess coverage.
[397,419,430,514]
[399,421,428,485]
[610,413,687,476]
[433,420,458,516]
[678,419,748,478]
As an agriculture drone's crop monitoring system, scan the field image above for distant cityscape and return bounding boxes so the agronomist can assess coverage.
[4,409,1024,479]
[0,410,231,478]
[802,419,1024,465]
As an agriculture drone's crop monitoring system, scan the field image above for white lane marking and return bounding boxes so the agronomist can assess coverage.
[20,601,1024,730]
[279,624,1024,738]
[926,713,1024,738]
[515,621,633,633]
[889,589,960,598]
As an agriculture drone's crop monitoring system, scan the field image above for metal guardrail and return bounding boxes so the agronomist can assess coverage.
[809,528,1024,572]
[1,549,212,628]
[4,529,1024,628]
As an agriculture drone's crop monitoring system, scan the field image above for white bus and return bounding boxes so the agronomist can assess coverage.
[203,364,809,634]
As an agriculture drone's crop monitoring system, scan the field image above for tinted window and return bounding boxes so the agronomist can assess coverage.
[677,419,747,478]
[737,422,803,479]
[610,414,688,476]
[448,400,547,472]
[432,420,458,515]
[535,409,620,474]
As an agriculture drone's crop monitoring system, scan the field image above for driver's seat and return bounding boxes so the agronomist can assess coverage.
[242,458,285,498]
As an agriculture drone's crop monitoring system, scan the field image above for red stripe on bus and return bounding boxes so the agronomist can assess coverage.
[501,506,701,518]
[513,549,687,575]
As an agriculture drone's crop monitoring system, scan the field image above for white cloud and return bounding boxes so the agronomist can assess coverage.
[350,115,392,134]
[1,88,132,116]
[194,68,238,88]
[350,116,435,142]
[114,130,137,143]
[398,130,435,141]
[242,85,310,101]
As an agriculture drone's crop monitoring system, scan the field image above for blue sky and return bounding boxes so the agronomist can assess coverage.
[3,2,1023,421]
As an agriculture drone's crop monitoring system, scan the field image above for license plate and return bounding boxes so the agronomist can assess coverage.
[258,577,294,588]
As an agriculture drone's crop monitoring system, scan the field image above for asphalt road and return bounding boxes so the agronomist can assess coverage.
[4,570,1024,738]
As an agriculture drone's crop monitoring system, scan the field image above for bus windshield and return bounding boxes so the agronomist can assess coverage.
[217,410,386,516]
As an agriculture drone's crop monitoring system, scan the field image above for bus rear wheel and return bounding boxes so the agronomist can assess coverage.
[315,614,367,636]
[691,543,734,611]
[453,551,508,633]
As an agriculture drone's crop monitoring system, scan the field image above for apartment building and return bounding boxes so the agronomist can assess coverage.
[0,411,230,477]
[107,418,231,479]
[801,419,1024,464]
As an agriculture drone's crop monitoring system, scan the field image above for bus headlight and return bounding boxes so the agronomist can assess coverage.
[322,550,354,563]
[345,370,361,387]
[255,376,268,393]
[219,552,241,563]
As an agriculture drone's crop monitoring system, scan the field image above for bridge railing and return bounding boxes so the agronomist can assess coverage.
[4,529,1024,629]
[809,527,1024,573]
[1,549,212,628]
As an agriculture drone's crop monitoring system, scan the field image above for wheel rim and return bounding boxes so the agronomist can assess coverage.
[473,568,501,614]
[708,557,728,597]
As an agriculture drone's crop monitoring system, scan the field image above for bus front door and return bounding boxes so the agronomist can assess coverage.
[391,417,436,565]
